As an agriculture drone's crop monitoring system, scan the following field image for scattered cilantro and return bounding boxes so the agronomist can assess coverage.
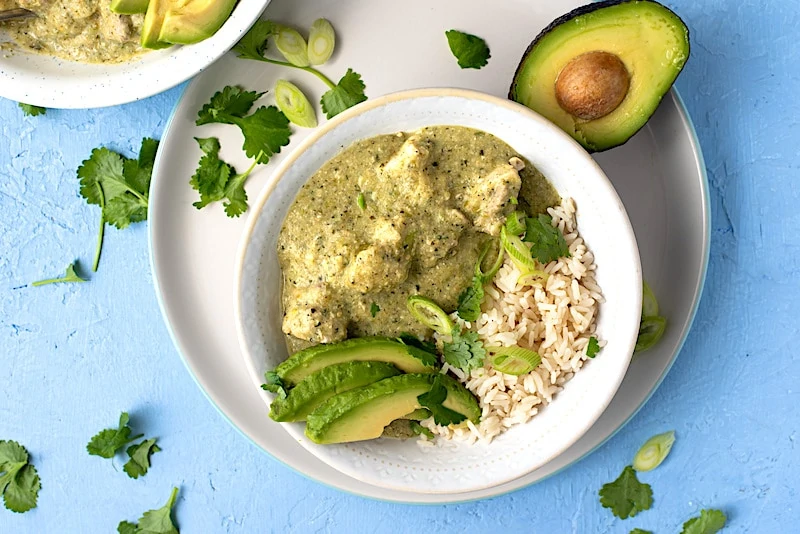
[234,21,368,119]
[196,86,264,125]
[629,529,653,534]
[77,138,158,271]
[320,68,368,119]
[524,214,571,264]
[189,137,258,217]
[456,278,484,322]
[0,440,40,513]
[587,336,601,358]
[680,509,727,534]
[370,302,380,317]
[417,375,466,426]
[445,30,490,69]
[123,439,161,480]
[19,103,46,117]
[32,261,87,287]
[409,421,434,439]
[261,371,288,400]
[87,412,144,459]
[119,487,180,534]
[443,330,486,373]
[599,465,653,519]
[397,334,439,368]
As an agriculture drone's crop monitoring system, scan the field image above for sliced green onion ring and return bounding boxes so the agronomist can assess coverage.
[517,267,549,287]
[500,226,538,272]
[275,25,310,67]
[642,280,659,317]
[307,18,336,66]
[488,346,541,375]
[635,316,667,352]
[274,80,317,128]
[633,430,676,472]
[406,295,455,336]
[505,210,527,236]
[475,238,504,282]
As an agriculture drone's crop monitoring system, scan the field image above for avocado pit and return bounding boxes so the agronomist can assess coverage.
[555,51,630,121]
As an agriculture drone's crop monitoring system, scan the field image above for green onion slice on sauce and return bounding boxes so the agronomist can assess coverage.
[275,25,310,67]
[475,238,504,283]
[500,226,538,273]
[505,210,527,236]
[407,295,455,336]
[642,280,659,317]
[635,316,666,352]
[275,80,317,128]
[633,430,676,472]
[488,346,542,376]
[307,18,336,66]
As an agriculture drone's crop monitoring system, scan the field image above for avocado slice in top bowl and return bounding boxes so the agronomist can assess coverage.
[509,0,690,152]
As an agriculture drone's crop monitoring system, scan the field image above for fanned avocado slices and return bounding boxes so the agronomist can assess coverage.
[509,0,690,152]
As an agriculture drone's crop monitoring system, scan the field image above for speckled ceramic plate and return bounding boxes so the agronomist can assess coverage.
[148,0,709,502]
[0,1,270,109]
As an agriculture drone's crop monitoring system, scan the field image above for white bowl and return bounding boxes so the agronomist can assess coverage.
[0,2,270,109]
[234,88,642,494]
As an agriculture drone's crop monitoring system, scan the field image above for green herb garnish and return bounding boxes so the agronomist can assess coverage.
[407,295,455,336]
[586,336,601,358]
[87,412,144,459]
[119,487,180,534]
[629,529,653,534]
[32,261,87,287]
[409,421,434,439]
[190,137,258,218]
[275,79,318,128]
[370,302,380,317]
[274,24,310,67]
[443,330,486,373]
[307,18,335,65]
[357,192,366,211]
[680,509,726,534]
[417,375,467,426]
[18,103,46,117]
[320,68,368,119]
[524,214,571,263]
[261,371,288,400]
[456,280,484,322]
[445,30,490,69]
[123,439,161,480]
[0,440,40,513]
[488,346,541,376]
[599,465,653,519]
[636,316,667,352]
[633,431,675,472]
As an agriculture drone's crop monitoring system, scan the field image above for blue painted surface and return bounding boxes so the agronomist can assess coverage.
[1,0,797,532]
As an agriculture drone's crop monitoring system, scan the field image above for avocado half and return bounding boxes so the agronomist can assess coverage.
[509,0,690,152]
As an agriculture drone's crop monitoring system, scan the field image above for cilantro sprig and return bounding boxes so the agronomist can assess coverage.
[456,278,484,322]
[680,509,727,534]
[190,137,258,218]
[123,439,161,480]
[233,20,367,119]
[445,30,490,69]
[417,375,467,426]
[118,487,180,534]
[0,440,41,513]
[443,330,486,373]
[87,413,160,479]
[586,336,601,358]
[524,213,571,264]
[19,103,46,117]
[599,465,653,519]
[32,261,87,287]
[261,371,288,400]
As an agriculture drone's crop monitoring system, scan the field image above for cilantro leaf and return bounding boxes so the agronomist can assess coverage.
[587,336,601,358]
[123,439,161,480]
[137,487,180,534]
[105,194,148,229]
[443,330,486,373]
[19,103,46,117]
[370,302,380,317]
[321,69,368,119]
[445,30,490,69]
[261,371,287,400]
[456,279,484,322]
[118,521,138,534]
[196,86,264,126]
[599,465,653,519]
[32,261,87,287]
[524,214,571,263]
[222,170,251,218]
[629,530,653,534]
[417,375,467,426]
[233,19,277,61]
[87,412,143,459]
[680,509,727,534]
[397,334,439,368]
[228,106,291,164]
[0,440,40,513]
[189,137,258,217]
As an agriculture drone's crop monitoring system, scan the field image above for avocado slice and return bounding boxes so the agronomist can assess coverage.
[275,337,438,386]
[439,373,481,424]
[110,0,149,15]
[509,0,690,152]
[401,408,432,421]
[306,374,437,444]
[269,361,401,422]
[141,0,172,50]
[158,0,237,45]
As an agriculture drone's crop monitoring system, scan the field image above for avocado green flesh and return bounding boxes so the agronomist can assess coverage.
[141,0,171,49]
[402,408,432,420]
[275,337,437,386]
[158,0,237,45]
[510,0,690,152]
[110,0,149,15]
[440,373,482,423]
[269,361,401,422]
[306,374,436,444]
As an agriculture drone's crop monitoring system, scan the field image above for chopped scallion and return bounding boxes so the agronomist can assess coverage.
[517,267,549,287]
[406,295,455,336]
[642,280,659,317]
[505,210,527,236]
[357,192,366,210]
[475,238,504,282]
[274,80,317,128]
[500,226,538,273]
[307,18,336,66]
[275,25,310,67]
[635,316,666,352]
[633,430,675,472]
[488,346,541,375]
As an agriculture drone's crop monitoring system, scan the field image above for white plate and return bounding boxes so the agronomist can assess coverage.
[0,1,270,109]
[149,0,709,503]
[234,88,642,494]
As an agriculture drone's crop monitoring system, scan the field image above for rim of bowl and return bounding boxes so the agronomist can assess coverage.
[233,87,641,488]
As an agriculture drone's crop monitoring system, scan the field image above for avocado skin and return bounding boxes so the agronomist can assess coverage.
[269,361,401,422]
[509,0,690,152]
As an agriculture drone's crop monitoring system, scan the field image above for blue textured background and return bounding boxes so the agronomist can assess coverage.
[1,0,797,532]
